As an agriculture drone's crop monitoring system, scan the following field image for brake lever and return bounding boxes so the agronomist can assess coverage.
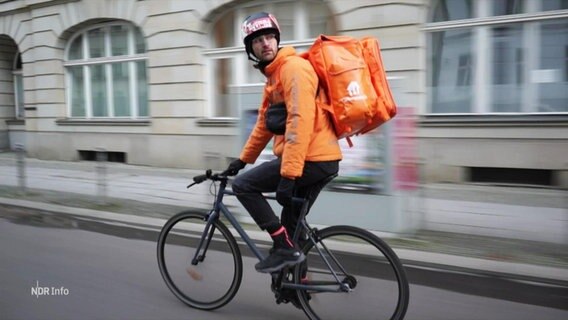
[187,169,212,188]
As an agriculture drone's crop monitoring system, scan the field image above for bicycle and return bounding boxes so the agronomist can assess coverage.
[157,169,409,320]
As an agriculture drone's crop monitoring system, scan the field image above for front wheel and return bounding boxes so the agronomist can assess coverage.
[157,210,243,310]
[295,225,409,320]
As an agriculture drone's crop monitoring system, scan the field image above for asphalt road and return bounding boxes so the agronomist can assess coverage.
[0,205,566,320]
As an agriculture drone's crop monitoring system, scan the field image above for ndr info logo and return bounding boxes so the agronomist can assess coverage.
[31,281,70,298]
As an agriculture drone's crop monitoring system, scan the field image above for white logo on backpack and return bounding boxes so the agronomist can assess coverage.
[347,81,361,96]
[340,81,367,102]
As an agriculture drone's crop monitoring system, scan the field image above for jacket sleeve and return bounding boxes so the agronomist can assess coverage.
[239,93,274,164]
[279,57,318,179]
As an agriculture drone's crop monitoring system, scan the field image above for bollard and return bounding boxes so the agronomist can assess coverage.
[15,143,26,193]
[96,148,107,204]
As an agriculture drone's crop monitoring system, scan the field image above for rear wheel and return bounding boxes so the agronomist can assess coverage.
[295,225,409,320]
[157,211,242,310]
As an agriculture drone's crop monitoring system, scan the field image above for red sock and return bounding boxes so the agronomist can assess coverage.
[270,226,294,248]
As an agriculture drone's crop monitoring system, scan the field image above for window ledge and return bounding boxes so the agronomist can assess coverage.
[196,118,239,127]
[56,118,151,126]
[419,114,568,127]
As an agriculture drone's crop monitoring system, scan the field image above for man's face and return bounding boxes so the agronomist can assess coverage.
[251,33,278,62]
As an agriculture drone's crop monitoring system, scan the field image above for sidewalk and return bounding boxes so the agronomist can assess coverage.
[0,152,567,285]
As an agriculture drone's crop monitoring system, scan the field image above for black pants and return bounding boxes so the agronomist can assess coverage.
[232,158,339,235]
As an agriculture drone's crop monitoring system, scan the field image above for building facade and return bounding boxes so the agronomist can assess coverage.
[0,0,567,188]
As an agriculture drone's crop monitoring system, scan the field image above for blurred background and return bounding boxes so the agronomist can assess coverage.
[0,2,567,319]
[0,0,566,246]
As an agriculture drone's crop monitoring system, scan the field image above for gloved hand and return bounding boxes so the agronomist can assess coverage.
[276,177,295,206]
[225,159,246,176]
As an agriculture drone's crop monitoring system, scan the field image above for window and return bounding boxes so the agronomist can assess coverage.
[492,0,524,16]
[204,0,333,117]
[428,29,473,113]
[65,23,148,118]
[426,0,568,114]
[491,24,523,112]
[13,53,24,119]
[566,45,568,82]
[542,0,568,11]
[457,54,472,87]
[431,0,473,22]
[538,19,568,112]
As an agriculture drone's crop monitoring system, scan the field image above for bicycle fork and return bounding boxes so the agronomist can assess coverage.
[191,179,228,266]
[190,210,218,266]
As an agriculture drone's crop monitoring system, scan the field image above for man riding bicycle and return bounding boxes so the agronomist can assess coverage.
[226,12,342,274]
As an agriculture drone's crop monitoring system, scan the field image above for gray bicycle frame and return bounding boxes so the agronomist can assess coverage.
[189,178,265,264]
[191,176,350,293]
[217,190,266,261]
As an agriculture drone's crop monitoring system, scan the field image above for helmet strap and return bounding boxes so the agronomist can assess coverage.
[246,51,260,63]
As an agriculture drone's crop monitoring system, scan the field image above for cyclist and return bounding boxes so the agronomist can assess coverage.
[226,12,342,274]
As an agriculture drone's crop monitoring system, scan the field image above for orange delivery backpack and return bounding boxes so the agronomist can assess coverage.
[301,35,397,147]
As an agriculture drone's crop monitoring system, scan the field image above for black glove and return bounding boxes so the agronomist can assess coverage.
[276,177,295,206]
[225,159,246,176]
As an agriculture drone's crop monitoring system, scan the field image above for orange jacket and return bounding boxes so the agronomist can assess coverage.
[239,46,342,179]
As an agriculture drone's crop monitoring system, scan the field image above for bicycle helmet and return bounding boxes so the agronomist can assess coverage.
[242,12,281,61]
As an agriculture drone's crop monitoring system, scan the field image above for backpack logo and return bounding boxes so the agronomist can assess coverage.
[347,81,361,96]
[340,81,367,102]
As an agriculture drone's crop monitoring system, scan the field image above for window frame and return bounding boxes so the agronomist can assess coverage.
[424,0,568,114]
[63,22,148,119]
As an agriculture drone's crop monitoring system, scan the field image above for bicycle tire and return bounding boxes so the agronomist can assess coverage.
[295,225,409,320]
[157,210,243,310]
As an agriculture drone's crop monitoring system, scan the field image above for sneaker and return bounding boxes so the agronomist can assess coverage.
[255,247,305,273]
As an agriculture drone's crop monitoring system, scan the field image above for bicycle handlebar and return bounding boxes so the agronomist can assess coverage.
[187,169,307,205]
[187,169,229,188]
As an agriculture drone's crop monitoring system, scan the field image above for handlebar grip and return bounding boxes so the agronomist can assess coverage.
[193,169,212,184]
